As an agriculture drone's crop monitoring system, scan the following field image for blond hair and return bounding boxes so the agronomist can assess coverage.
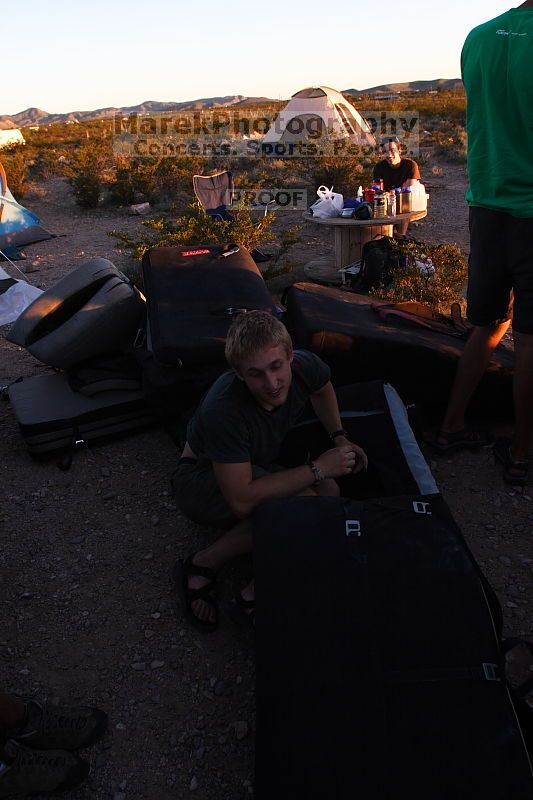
[225,310,292,371]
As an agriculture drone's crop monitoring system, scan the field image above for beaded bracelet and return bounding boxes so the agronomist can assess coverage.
[306,456,324,485]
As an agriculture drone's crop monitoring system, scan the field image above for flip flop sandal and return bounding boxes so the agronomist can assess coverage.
[174,554,219,632]
[425,427,493,452]
[226,592,255,631]
[493,438,529,487]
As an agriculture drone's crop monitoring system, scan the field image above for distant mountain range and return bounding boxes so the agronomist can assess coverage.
[0,80,462,129]
[0,96,275,129]
[344,78,463,96]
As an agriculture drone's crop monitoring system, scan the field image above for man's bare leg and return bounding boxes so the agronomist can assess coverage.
[395,219,409,237]
[510,330,533,464]
[440,321,510,437]
[188,519,253,624]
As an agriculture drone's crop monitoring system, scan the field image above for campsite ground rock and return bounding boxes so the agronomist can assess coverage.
[0,166,531,799]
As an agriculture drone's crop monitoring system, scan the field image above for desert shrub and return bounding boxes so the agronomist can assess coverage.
[31,148,69,180]
[151,157,205,204]
[359,90,466,133]
[109,156,156,205]
[0,148,30,197]
[433,127,467,163]
[310,155,367,198]
[110,201,275,262]
[261,223,302,281]
[108,157,138,205]
[65,144,108,208]
[372,240,468,312]
[108,156,217,207]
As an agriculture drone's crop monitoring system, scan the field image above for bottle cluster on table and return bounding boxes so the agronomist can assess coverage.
[358,181,412,218]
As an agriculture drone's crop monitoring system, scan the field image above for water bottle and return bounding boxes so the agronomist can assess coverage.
[374,194,387,218]
[402,187,412,213]
[393,187,400,213]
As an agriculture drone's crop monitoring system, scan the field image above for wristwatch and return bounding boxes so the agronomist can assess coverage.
[330,428,348,442]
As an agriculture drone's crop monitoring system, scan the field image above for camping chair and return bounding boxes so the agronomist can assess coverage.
[192,170,271,263]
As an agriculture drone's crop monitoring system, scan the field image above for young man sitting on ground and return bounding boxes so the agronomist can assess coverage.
[173,310,367,630]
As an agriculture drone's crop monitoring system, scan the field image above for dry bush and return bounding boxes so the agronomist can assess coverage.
[64,143,109,208]
[31,148,69,181]
[110,201,275,263]
[0,147,30,197]
[433,127,467,163]
[109,156,156,205]
[373,240,468,312]
[310,154,368,198]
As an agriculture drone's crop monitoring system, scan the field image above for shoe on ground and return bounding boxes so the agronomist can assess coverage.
[0,739,90,797]
[424,427,493,453]
[223,593,255,647]
[10,700,107,751]
[226,592,255,630]
[493,437,529,486]
[175,555,219,632]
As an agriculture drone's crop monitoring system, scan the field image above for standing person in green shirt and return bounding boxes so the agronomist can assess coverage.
[431,1,533,486]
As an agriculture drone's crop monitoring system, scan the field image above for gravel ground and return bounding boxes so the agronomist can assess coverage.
[1,164,531,799]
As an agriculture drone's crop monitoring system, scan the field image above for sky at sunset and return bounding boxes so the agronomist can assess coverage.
[3,0,513,115]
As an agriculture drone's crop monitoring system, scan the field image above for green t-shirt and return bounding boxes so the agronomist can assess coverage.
[461,7,533,218]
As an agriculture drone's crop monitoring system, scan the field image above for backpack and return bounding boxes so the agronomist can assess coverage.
[350,235,405,292]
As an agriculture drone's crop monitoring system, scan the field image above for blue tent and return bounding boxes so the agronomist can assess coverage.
[0,162,53,258]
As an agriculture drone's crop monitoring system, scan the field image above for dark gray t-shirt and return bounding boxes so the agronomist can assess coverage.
[187,350,331,467]
[373,158,420,190]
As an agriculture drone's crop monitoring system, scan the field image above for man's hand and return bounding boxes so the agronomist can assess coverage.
[331,436,368,474]
[315,443,368,479]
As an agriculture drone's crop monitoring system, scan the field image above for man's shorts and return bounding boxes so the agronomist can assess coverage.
[467,206,533,333]
[172,458,284,529]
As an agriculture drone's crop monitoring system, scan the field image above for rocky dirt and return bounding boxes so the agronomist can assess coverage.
[1,162,531,800]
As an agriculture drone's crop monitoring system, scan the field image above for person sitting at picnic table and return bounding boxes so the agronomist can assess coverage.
[373,136,421,237]
[172,310,368,631]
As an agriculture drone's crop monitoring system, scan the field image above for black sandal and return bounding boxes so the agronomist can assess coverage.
[175,554,218,632]
[227,592,255,630]
[426,427,493,452]
[494,438,529,487]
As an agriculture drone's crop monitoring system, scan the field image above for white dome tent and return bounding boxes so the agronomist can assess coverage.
[263,86,376,148]
[0,129,25,149]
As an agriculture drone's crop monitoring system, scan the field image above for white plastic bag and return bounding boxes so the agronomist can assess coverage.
[414,257,435,278]
[310,185,344,218]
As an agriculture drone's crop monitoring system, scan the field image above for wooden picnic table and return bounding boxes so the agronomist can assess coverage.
[302,210,428,269]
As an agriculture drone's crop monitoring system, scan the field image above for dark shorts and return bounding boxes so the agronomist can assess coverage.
[467,206,533,333]
[172,458,284,529]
